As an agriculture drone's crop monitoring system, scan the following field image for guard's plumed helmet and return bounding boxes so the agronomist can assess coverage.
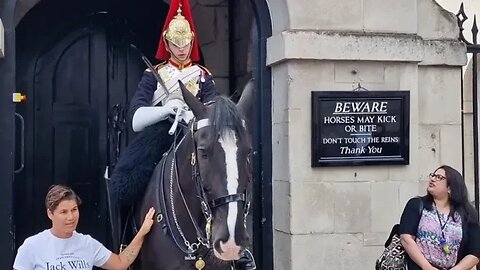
[155,0,200,62]
[164,6,193,48]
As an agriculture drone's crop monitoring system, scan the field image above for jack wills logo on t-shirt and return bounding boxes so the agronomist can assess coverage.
[67,260,91,269]
[46,260,91,270]
[46,262,67,270]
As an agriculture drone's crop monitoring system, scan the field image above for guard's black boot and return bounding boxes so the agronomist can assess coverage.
[233,249,256,270]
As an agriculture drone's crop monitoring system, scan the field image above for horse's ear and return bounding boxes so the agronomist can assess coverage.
[178,80,207,119]
[236,79,255,117]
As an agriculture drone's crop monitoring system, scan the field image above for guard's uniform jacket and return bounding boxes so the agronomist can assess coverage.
[111,60,217,206]
[129,60,217,121]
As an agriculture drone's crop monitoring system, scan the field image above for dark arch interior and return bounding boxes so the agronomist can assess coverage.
[16,0,168,68]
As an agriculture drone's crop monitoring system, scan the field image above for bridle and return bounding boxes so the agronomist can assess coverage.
[157,116,252,260]
[190,117,252,236]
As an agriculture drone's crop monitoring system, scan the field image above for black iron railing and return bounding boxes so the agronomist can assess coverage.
[457,3,480,217]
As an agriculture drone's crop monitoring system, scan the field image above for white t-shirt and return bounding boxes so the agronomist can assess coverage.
[13,229,112,270]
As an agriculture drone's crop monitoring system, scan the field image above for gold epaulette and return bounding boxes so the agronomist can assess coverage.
[145,62,167,72]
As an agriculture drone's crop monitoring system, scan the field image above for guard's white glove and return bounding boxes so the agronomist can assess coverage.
[164,99,195,124]
[164,99,185,114]
[181,110,194,124]
[132,99,186,132]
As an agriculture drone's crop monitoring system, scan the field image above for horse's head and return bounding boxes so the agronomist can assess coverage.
[179,80,254,261]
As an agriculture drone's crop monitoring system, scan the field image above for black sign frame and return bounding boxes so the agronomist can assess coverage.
[311,91,410,167]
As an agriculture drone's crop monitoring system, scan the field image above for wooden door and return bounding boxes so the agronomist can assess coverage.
[14,22,143,249]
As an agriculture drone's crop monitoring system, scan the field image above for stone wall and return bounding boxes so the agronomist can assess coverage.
[267,0,467,269]
[190,0,253,95]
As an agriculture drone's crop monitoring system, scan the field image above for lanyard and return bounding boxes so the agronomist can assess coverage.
[434,204,451,254]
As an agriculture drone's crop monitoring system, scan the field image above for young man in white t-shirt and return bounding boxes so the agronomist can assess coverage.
[13,184,155,270]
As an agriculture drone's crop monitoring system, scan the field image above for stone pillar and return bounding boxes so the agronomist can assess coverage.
[267,0,466,269]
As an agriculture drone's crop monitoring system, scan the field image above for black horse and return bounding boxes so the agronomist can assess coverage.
[134,80,254,270]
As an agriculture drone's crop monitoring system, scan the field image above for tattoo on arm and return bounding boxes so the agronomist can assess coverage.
[119,242,141,265]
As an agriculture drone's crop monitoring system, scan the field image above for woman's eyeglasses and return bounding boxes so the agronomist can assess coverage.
[429,173,447,182]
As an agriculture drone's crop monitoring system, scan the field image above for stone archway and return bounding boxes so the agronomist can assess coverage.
[14,0,41,26]
[247,1,274,269]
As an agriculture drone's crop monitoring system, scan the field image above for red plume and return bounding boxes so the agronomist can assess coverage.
[155,0,200,62]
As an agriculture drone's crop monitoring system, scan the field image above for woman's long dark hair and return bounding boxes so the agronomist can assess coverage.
[425,165,478,225]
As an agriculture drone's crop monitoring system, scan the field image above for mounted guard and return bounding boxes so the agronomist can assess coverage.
[108,0,256,269]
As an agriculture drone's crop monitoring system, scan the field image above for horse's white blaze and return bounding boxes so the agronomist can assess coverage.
[218,129,239,254]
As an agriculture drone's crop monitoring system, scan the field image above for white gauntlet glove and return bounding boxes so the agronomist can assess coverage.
[165,99,195,124]
[164,99,186,114]
[181,110,194,124]
[132,99,186,132]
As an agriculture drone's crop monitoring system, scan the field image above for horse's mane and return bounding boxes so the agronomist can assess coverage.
[208,96,247,144]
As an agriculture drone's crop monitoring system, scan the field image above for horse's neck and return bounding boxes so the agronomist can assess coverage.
[171,133,197,196]
[168,133,207,231]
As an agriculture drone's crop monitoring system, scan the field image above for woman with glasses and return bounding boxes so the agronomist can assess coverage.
[399,165,480,270]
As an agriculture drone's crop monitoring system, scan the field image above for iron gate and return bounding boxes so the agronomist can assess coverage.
[458,3,480,218]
